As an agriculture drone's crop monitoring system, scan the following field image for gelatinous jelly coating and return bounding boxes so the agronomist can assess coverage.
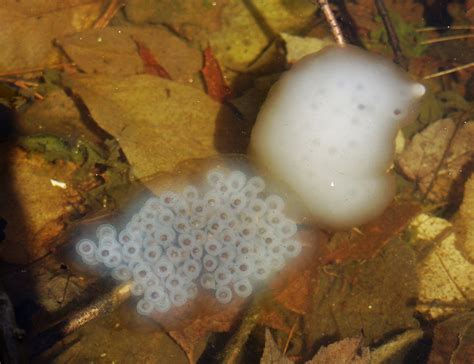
[75,168,304,317]
[250,45,425,229]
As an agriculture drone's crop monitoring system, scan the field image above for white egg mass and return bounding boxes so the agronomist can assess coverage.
[250,45,425,229]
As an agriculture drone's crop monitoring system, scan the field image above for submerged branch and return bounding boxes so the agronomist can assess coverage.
[423,62,474,80]
[315,0,345,45]
[374,0,408,70]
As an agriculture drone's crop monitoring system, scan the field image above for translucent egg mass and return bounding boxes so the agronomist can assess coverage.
[75,167,302,316]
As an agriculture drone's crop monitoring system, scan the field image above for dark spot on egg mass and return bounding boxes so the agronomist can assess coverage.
[358,104,365,110]
[393,108,401,115]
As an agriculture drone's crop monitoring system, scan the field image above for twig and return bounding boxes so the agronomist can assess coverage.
[93,0,126,29]
[423,62,474,80]
[0,63,71,78]
[315,0,345,45]
[374,0,408,70]
[220,293,266,364]
[30,282,131,357]
[0,77,44,100]
[420,34,474,45]
[417,25,474,32]
[422,114,467,201]
[282,320,297,355]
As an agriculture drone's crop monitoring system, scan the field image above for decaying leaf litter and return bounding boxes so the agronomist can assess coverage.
[0,0,474,363]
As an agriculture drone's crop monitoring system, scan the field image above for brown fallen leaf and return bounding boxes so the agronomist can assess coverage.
[0,0,103,73]
[201,46,231,102]
[397,118,474,203]
[16,88,102,145]
[409,213,474,319]
[345,0,424,47]
[304,238,419,349]
[124,0,227,42]
[260,329,293,364]
[427,312,474,364]
[68,74,247,180]
[152,292,247,363]
[322,201,421,265]
[261,330,370,364]
[307,337,370,364]
[270,228,328,315]
[57,26,202,86]
[454,173,474,262]
[0,146,77,264]
[134,39,172,79]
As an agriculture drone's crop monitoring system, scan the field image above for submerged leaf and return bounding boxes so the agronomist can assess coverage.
[397,118,474,203]
[260,329,293,364]
[428,312,474,364]
[322,202,421,264]
[0,146,76,264]
[202,46,231,102]
[261,330,370,364]
[304,238,419,349]
[0,0,103,72]
[124,0,227,42]
[68,74,246,180]
[409,213,474,319]
[280,33,333,64]
[308,337,370,364]
[58,26,202,86]
[134,39,172,79]
[454,174,474,262]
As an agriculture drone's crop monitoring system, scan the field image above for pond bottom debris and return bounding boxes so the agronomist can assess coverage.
[75,168,302,316]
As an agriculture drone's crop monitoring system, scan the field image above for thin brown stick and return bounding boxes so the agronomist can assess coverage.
[374,0,408,69]
[423,62,474,80]
[282,320,297,355]
[93,0,125,29]
[420,34,474,45]
[417,25,474,32]
[315,0,345,45]
[0,77,44,100]
[0,63,70,78]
